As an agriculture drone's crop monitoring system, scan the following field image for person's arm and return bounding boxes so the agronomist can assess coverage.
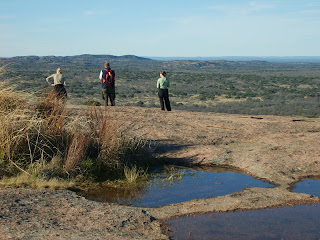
[46,74,55,85]
[157,79,160,88]
[99,70,103,80]
[111,70,115,84]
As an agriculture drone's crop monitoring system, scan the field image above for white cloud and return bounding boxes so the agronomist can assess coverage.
[208,5,227,11]
[84,10,95,16]
[300,9,320,14]
[156,16,201,25]
[248,1,276,11]
[208,2,276,16]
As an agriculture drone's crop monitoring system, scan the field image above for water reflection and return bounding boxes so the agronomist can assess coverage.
[79,166,273,207]
[293,177,320,197]
[79,185,146,204]
[167,204,320,240]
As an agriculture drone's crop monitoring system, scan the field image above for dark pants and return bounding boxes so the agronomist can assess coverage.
[158,88,171,111]
[54,84,67,100]
[102,87,115,106]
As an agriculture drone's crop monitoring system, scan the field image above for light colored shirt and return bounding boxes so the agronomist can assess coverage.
[46,73,65,85]
[157,77,170,89]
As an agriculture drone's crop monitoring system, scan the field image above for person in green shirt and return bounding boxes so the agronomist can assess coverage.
[157,71,171,111]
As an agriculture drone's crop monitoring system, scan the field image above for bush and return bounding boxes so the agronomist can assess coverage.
[0,89,152,187]
[0,88,26,112]
[136,101,144,107]
[82,99,101,106]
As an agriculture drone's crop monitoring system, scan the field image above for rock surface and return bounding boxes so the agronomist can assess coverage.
[1,106,320,239]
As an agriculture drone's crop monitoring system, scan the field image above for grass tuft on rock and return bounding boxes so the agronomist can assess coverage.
[0,87,153,189]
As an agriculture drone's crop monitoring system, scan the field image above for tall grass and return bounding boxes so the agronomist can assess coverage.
[124,165,147,183]
[64,132,88,174]
[0,87,151,188]
[83,106,151,181]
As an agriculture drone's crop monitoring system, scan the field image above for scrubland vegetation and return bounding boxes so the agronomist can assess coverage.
[0,54,319,188]
[1,54,319,117]
[0,86,152,188]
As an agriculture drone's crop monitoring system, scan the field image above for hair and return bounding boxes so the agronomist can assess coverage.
[56,68,62,74]
[104,62,110,68]
[160,71,167,77]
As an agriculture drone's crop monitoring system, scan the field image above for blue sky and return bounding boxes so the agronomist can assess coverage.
[1,0,320,57]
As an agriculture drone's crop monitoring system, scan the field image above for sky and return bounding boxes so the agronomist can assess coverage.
[1,0,320,57]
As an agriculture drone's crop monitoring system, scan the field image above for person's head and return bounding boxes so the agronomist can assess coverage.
[104,62,110,68]
[56,68,62,74]
[160,71,166,77]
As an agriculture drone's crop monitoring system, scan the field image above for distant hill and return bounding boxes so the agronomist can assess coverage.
[150,56,320,63]
[0,54,159,71]
[0,54,275,72]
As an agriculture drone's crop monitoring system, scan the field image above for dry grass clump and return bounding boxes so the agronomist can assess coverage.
[0,86,26,112]
[124,165,147,183]
[0,89,67,180]
[0,88,151,188]
[64,133,88,174]
[83,106,151,181]
[0,173,75,189]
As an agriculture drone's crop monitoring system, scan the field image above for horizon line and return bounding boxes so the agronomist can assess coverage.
[1,54,320,58]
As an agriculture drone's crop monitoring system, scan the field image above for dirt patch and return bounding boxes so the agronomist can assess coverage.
[1,105,320,239]
[0,188,166,240]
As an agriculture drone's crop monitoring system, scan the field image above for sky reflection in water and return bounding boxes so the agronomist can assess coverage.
[293,177,320,197]
[80,167,273,207]
[167,204,320,240]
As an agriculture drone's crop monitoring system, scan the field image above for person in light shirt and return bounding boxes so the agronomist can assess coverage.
[46,68,67,100]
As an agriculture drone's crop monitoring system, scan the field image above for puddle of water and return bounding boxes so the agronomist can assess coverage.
[293,178,320,197]
[167,204,320,240]
[79,167,273,207]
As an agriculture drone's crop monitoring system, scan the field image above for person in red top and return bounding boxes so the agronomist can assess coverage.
[99,62,115,106]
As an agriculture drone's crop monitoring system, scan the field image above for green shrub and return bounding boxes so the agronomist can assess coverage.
[82,99,101,106]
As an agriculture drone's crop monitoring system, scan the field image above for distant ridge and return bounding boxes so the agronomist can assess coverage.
[0,54,161,70]
[2,54,319,73]
[2,54,320,63]
[149,56,320,63]
[3,54,152,62]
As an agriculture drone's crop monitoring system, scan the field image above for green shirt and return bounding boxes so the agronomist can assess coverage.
[157,77,170,89]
